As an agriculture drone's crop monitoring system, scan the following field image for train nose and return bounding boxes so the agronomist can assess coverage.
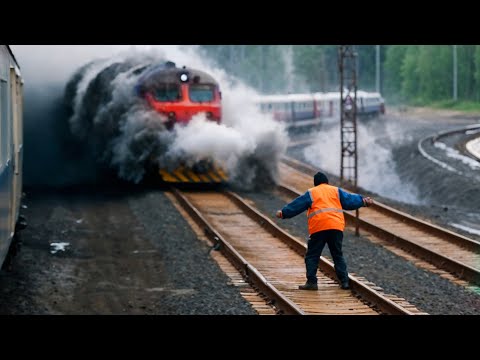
[175,110,215,122]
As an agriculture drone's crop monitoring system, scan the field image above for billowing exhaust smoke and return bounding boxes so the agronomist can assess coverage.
[63,48,288,189]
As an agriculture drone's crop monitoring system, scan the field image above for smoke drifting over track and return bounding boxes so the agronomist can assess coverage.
[303,116,423,205]
[13,46,287,189]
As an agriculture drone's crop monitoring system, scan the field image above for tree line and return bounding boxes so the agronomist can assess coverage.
[199,45,480,105]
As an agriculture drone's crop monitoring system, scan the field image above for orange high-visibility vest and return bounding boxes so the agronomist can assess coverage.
[307,184,345,234]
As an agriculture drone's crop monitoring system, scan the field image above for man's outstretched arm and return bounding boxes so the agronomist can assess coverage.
[276,191,312,219]
[338,188,373,210]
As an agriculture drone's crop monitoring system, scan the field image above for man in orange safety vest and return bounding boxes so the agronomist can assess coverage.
[276,171,373,290]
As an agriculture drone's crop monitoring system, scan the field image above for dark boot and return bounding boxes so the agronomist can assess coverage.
[298,282,318,290]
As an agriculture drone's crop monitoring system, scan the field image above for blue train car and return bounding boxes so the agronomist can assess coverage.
[0,45,24,270]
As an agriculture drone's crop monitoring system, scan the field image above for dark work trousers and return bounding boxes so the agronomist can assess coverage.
[304,229,348,285]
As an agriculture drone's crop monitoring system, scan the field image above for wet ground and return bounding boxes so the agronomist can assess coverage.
[0,187,256,315]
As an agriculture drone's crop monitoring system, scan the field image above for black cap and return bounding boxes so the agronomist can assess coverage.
[314,172,329,186]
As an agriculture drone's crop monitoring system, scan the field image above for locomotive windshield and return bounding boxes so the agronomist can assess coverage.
[189,84,214,103]
[153,83,181,102]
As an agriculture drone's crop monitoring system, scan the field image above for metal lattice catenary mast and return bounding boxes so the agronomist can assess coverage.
[338,45,360,235]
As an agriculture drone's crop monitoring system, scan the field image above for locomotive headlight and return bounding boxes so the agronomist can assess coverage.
[180,73,188,82]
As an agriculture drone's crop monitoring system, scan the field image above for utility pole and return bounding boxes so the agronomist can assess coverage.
[376,45,381,93]
[453,45,458,101]
[338,45,360,235]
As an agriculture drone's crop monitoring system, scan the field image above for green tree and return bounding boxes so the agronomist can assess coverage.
[292,45,338,92]
[383,45,408,102]
[200,45,480,107]
[356,45,376,91]
[199,45,290,94]
[473,46,480,101]
[416,45,451,102]
[458,45,476,100]
[400,46,421,102]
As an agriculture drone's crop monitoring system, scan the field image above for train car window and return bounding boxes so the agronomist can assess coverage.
[5,79,11,161]
[0,79,7,167]
[153,83,181,102]
[189,84,214,103]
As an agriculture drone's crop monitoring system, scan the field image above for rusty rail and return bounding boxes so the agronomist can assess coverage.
[171,188,304,315]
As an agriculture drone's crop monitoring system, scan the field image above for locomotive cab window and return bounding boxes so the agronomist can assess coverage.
[153,83,181,102]
[189,84,214,103]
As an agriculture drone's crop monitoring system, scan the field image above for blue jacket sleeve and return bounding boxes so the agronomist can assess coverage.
[281,191,312,219]
[338,188,364,210]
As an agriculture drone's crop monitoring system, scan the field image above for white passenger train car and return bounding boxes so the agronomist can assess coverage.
[0,45,25,270]
[255,90,385,123]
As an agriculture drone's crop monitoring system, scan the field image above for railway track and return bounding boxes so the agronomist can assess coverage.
[417,124,480,179]
[170,188,426,315]
[280,156,480,287]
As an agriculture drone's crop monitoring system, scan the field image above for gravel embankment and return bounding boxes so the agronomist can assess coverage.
[128,190,257,315]
[0,188,257,315]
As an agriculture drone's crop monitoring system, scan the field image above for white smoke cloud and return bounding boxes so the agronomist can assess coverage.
[169,115,254,167]
[11,45,288,188]
[303,117,422,204]
[10,45,134,85]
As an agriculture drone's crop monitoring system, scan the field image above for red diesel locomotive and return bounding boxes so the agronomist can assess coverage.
[135,61,226,183]
[136,61,222,130]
